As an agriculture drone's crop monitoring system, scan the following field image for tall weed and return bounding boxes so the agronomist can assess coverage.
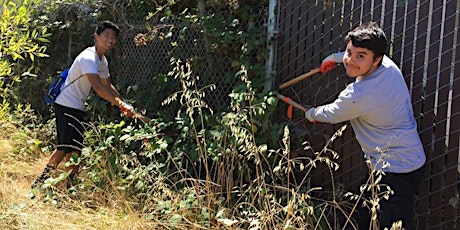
[28,58,399,229]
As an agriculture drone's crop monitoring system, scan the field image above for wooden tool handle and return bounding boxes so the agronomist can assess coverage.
[278,68,321,89]
[134,112,151,124]
[277,94,308,112]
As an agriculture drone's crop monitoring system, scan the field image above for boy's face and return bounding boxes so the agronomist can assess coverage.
[343,41,382,79]
[95,28,118,52]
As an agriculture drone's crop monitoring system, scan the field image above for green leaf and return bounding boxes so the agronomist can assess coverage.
[267,96,278,106]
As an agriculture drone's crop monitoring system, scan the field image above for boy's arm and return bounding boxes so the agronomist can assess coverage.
[87,74,135,116]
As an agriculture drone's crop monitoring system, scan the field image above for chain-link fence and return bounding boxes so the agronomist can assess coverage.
[108,8,269,119]
[34,2,269,120]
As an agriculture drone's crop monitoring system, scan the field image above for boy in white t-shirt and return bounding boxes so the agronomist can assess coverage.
[32,21,135,190]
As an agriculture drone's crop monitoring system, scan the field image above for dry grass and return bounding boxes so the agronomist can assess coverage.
[0,124,163,230]
[0,117,401,229]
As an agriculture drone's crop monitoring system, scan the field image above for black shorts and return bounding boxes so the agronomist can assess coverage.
[54,103,85,154]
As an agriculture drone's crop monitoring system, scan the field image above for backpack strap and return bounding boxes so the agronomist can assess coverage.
[61,74,84,92]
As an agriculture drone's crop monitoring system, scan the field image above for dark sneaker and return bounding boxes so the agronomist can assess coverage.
[31,165,55,189]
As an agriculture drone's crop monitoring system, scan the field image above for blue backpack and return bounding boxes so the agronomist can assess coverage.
[44,68,74,105]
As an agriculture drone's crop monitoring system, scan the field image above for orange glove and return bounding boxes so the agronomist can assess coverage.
[320,52,344,73]
[320,60,337,73]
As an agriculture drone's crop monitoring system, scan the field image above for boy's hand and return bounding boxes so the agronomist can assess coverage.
[119,101,135,118]
[320,52,344,73]
[304,107,317,123]
[320,60,336,73]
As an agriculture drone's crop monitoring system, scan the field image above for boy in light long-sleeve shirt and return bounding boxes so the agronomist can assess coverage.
[305,22,426,230]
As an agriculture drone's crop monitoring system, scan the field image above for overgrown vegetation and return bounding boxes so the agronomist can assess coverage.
[0,0,51,120]
[0,0,404,229]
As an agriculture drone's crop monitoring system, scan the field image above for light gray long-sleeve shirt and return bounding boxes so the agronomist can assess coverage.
[305,54,426,173]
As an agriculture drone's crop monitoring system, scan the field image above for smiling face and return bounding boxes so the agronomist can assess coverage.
[343,41,382,80]
[95,28,118,54]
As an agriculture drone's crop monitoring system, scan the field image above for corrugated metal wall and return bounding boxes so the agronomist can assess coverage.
[274,0,459,229]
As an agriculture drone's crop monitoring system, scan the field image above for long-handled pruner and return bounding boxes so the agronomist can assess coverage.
[277,93,309,120]
[276,61,336,120]
[133,112,151,124]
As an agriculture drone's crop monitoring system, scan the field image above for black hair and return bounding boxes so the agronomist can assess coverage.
[95,21,120,37]
[345,22,387,60]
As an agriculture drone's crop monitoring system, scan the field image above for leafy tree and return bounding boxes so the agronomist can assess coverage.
[0,0,51,104]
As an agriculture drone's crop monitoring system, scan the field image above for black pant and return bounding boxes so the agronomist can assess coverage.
[356,166,425,230]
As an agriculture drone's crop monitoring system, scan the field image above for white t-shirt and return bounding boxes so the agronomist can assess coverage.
[55,46,110,111]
